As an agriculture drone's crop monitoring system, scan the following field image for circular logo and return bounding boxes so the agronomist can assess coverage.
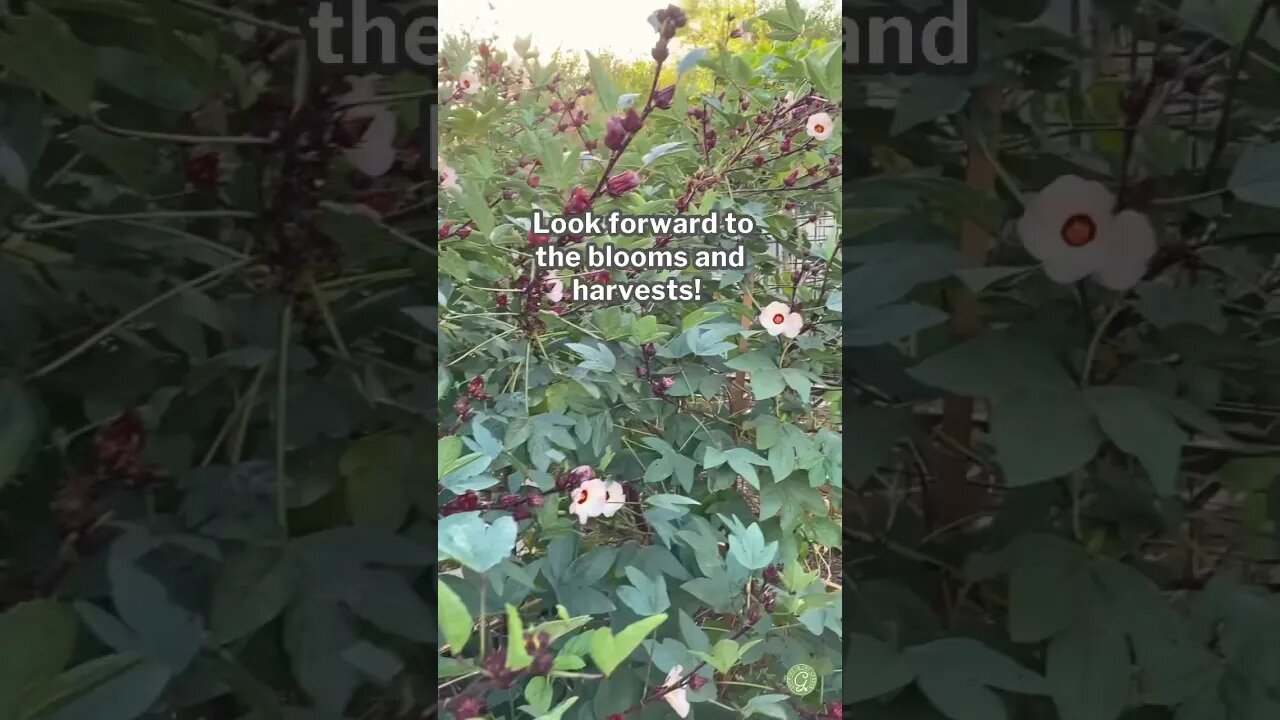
[785,663,817,695]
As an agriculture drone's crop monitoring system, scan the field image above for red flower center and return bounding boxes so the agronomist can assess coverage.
[577,489,589,504]
[772,313,785,324]
[462,80,471,88]
[1061,213,1098,247]
[814,124,825,133]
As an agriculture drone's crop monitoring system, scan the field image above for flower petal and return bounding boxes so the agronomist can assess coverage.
[781,312,804,338]
[663,688,690,718]
[603,481,626,518]
[1017,175,1116,285]
[1092,210,1157,290]
[758,301,791,335]
[344,108,397,177]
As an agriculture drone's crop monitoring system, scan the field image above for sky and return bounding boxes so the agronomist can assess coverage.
[441,0,826,60]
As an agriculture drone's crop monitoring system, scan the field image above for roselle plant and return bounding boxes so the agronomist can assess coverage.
[842,1,1280,719]
[438,2,842,720]
[0,0,449,718]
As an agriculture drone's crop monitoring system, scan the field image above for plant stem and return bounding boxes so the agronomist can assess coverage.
[26,258,251,380]
[170,0,299,34]
[1199,0,1276,194]
[275,302,293,536]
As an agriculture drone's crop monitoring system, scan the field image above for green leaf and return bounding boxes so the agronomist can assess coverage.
[617,567,670,616]
[726,522,778,570]
[917,673,1008,720]
[455,181,496,234]
[17,654,136,720]
[341,434,412,529]
[891,76,972,136]
[0,7,96,115]
[437,581,472,655]
[991,389,1102,486]
[644,494,700,514]
[341,641,403,685]
[0,380,38,491]
[209,547,296,644]
[845,243,959,314]
[505,605,534,671]
[438,513,517,573]
[534,696,578,720]
[95,46,202,111]
[749,367,786,401]
[106,548,203,674]
[725,448,769,491]
[0,600,77,711]
[588,614,668,676]
[844,634,914,702]
[907,639,1048,694]
[759,8,802,40]
[741,694,793,720]
[340,569,434,643]
[1229,142,1280,208]
[677,48,709,77]
[1085,386,1187,495]
[283,599,360,715]
[909,331,1074,398]
[438,436,463,478]
[1133,284,1227,333]
[36,658,171,720]
[523,677,554,716]
[846,303,948,346]
[67,125,163,190]
[586,53,620,115]
[565,342,616,372]
[1006,536,1089,643]
[1047,609,1130,720]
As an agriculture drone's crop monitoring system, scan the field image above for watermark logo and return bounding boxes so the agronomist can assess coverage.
[785,663,817,695]
[301,0,436,72]
[844,0,976,74]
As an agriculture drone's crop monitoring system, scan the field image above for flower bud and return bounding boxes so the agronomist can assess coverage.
[621,108,644,133]
[604,116,628,151]
[642,343,657,358]
[783,170,799,187]
[564,186,593,215]
[527,174,540,188]
[530,650,554,675]
[450,695,488,720]
[652,44,669,62]
[753,155,764,167]
[652,85,675,109]
[606,170,641,197]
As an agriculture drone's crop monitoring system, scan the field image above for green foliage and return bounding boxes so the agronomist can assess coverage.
[846,3,1280,718]
[438,2,841,718]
